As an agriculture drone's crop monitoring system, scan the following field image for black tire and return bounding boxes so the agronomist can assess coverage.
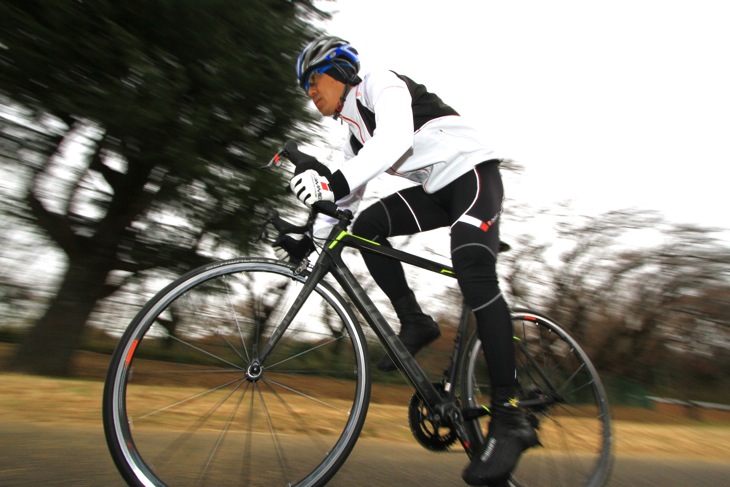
[460,309,613,487]
[103,258,370,487]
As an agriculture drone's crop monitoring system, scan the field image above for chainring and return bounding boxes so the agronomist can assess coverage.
[407,384,458,452]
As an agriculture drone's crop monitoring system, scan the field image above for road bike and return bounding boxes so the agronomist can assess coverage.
[103,144,613,486]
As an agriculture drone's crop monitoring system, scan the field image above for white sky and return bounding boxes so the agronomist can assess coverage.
[314,0,730,235]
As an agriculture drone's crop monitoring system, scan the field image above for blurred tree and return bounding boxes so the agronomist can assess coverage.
[500,208,730,397]
[0,0,326,375]
[605,224,730,386]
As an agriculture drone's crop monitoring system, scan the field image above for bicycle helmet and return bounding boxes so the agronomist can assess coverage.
[296,36,360,91]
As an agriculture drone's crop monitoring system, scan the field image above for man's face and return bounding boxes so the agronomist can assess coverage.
[306,70,345,117]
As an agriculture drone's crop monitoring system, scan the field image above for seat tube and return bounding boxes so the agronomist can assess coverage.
[443,303,471,393]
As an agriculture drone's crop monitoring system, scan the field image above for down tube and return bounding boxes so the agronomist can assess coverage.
[329,263,443,405]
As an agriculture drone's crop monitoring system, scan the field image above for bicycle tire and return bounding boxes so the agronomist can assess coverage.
[103,258,370,487]
[460,308,613,487]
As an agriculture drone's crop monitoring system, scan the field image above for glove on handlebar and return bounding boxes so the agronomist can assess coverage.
[290,169,335,207]
[284,140,332,177]
[295,159,332,177]
[274,234,315,263]
[282,140,350,203]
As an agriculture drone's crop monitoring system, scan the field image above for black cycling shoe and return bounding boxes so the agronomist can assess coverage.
[376,316,441,371]
[377,290,441,372]
[462,392,539,486]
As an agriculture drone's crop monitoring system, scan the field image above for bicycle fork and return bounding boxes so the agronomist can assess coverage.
[252,256,329,372]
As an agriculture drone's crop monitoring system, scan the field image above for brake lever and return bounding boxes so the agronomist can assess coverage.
[263,147,289,169]
[264,140,318,170]
[251,223,269,244]
[252,208,314,246]
[251,209,279,243]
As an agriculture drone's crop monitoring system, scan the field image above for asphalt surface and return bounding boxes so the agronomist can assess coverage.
[1,421,728,486]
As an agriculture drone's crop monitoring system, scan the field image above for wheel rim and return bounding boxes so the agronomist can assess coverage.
[463,311,612,487]
[104,261,369,487]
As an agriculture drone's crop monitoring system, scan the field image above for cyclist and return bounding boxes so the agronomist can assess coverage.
[278,35,538,486]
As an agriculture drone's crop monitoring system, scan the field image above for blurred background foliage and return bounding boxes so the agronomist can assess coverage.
[496,208,730,404]
[0,0,327,374]
[1,0,729,407]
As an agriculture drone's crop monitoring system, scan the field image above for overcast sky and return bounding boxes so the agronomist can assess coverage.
[312,0,729,236]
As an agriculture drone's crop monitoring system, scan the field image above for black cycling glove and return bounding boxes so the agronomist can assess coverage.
[273,234,315,263]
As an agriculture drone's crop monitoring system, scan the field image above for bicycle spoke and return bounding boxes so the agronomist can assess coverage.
[266,333,346,370]
[263,377,349,413]
[197,382,248,485]
[220,274,253,363]
[142,379,246,476]
[154,328,247,371]
[136,377,245,421]
[254,382,292,485]
[261,380,332,454]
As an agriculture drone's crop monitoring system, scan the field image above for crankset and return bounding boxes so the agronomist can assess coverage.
[407,384,458,452]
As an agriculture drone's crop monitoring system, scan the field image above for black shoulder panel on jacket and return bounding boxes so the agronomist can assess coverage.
[349,133,364,155]
[356,99,377,136]
[348,72,460,156]
[393,72,460,130]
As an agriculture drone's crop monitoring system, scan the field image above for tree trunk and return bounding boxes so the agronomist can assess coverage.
[7,256,112,376]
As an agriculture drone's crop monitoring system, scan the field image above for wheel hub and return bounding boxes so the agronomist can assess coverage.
[246,361,264,382]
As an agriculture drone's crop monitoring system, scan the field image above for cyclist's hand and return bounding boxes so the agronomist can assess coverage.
[290,169,335,207]
[293,155,332,177]
[284,141,332,177]
[273,234,314,263]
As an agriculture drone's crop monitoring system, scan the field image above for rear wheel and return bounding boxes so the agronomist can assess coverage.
[461,309,612,487]
[103,258,370,487]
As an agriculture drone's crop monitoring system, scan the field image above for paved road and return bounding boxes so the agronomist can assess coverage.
[1,422,728,486]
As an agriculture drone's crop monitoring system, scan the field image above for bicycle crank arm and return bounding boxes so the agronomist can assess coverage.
[461,405,491,421]
[520,393,563,407]
[461,393,561,421]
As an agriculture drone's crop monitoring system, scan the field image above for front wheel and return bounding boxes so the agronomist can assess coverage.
[103,258,370,487]
[461,309,613,487]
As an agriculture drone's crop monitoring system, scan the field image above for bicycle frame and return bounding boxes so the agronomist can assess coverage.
[258,207,471,425]
[102,198,613,487]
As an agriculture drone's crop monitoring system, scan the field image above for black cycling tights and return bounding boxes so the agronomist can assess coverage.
[352,161,517,389]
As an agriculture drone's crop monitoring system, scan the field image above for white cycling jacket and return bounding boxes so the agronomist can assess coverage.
[336,70,499,193]
[315,70,501,238]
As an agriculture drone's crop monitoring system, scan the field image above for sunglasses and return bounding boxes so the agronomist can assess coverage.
[302,65,334,92]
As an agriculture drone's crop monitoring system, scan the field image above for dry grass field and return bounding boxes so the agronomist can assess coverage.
[1,345,729,462]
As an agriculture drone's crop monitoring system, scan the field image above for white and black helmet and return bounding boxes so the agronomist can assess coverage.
[295,36,360,91]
